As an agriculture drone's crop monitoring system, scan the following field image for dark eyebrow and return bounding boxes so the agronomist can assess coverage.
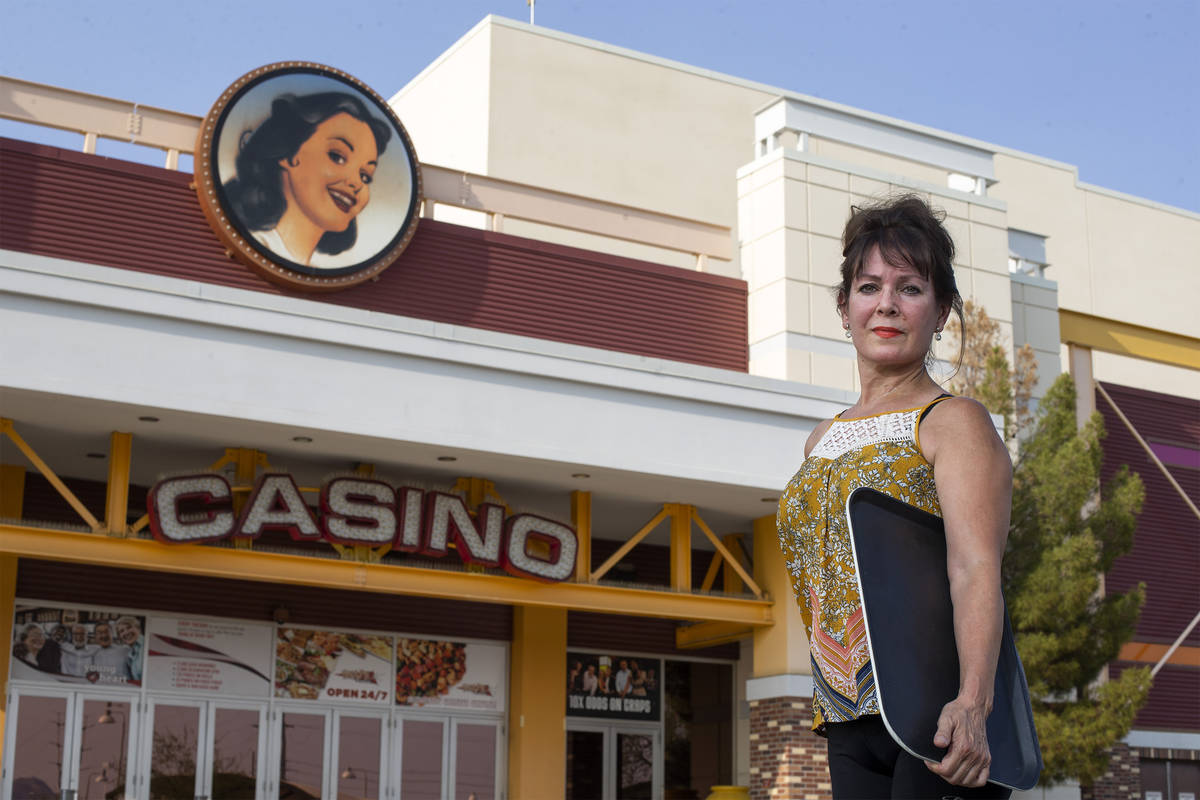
[329,136,355,152]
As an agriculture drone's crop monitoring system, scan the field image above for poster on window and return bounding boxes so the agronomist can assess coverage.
[394,638,507,711]
[11,605,146,686]
[566,652,661,721]
[144,616,272,696]
[275,627,393,704]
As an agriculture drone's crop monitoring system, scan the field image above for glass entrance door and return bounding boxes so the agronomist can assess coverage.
[566,723,661,800]
[2,689,136,800]
[332,710,387,800]
[139,698,266,800]
[268,707,391,799]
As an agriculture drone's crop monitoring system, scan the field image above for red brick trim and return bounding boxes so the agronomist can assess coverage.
[748,696,830,800]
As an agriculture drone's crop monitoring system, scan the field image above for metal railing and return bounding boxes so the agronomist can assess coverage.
[0,75,731,268]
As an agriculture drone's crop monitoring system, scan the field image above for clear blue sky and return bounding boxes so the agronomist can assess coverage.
[2,0,1196,212]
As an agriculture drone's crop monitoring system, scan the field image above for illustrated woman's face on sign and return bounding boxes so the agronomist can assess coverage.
[280,112,378,235]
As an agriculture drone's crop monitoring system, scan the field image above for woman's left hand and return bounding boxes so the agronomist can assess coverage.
[926,694,992,787]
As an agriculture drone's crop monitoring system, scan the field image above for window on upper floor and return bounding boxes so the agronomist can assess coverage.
[1008,229,1048,278]
[947,172,986,195]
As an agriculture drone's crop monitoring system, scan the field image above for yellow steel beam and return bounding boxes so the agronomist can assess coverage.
[590,506,669,583]
[0,464,26,519]
[571,490,592,583]
[0,524,774,626]
[1059,310,1200,370]
[692,510,762,598]
[1118,641,1200,669]
[675,620,754,650]
[105,432,132,537]
[722,533,747,595]
[509,606,567,798]
[668,503,692,592]
[0,419,101,531]
[699,549,722,593]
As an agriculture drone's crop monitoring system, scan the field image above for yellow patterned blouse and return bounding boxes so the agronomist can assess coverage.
[775,396,950,732]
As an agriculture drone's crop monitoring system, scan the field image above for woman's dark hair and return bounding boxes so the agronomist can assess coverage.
[222,92,392,256]
[837,194,965,367]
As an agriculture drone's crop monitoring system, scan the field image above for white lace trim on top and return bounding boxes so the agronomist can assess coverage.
[809,408,922,460]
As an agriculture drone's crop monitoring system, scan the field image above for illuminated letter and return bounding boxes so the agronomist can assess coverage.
[504,514,577,582]
[423,493,504,567]
[321,478,397,545]
[394,487,425,552]
[235,473,320,540]
[147,474,234,544]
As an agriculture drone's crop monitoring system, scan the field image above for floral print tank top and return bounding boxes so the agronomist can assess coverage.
[775,396,950,732]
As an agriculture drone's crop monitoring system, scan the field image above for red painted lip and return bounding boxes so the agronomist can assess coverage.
[328,187,356,214]
[872,327,902,338]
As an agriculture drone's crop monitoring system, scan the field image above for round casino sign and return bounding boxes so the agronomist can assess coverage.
[194,62,421,292]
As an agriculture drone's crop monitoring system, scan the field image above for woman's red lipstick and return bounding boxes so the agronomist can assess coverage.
[872,327,902,338]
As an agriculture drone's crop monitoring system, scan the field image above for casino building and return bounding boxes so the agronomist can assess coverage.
[1,15,1197,800]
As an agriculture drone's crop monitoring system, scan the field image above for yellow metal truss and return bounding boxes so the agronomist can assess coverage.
[0,426,774,627]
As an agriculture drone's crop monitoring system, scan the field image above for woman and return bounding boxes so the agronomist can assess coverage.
[776,195,1012,799]
[115,616,144,682]
[223,92,392,268]
[13,623,61,673]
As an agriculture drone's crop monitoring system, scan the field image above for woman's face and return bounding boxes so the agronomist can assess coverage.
[280,112,378,234]
[842,247,948,369]
[117,621,140,645]
[25,626,45,652]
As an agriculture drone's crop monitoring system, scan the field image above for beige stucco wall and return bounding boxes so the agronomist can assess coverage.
[392,16,776,278]
[393,16,1197,399]
[484,24,773,228]
[992,152,1200,339]
[390,19,492,176]
[1011,273,1062,401]
[739,148,1013,390]
[808,135,951,189]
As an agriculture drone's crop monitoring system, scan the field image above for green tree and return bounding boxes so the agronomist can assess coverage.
[946,299,1039,441]
[949,305,1150,786]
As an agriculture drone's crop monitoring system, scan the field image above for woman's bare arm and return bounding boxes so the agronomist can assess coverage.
[919,396,1012,788]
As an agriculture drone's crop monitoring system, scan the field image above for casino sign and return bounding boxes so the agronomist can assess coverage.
[147,473,578,582]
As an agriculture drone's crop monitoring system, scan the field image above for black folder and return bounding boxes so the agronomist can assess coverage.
[846,487,1042,790]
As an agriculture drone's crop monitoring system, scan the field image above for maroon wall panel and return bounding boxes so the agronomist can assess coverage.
[16,558,513,642]
[1097,383,1200,647]
[1110,661,1200,732]
[1,138,748,371]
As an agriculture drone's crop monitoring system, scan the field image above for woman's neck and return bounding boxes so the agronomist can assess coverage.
[851,360,942,416]
[275,176,323,265]
[274,203,323,266]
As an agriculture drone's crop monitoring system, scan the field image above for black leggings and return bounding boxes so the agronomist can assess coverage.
[826,716,1012,800]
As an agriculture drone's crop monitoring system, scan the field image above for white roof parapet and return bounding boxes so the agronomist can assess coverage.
[0,75,199,154]
[0,75,730,264]
[422,165,732,261]
[755,96,996,182]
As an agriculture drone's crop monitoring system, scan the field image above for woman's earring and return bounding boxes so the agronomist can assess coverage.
[935,328,943,341]
[843,322,852,339]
